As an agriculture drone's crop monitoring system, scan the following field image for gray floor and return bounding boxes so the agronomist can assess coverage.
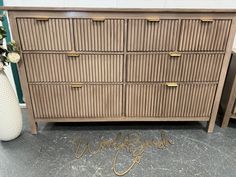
[0,108,236,177]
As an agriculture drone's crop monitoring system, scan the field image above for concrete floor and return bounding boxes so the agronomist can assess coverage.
[0,108,236,177]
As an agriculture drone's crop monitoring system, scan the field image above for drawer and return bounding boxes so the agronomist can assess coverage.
[73,18,124,51]
[17,18,73,51]
[24,53,123,83]
[126,83,217,117]
[29,84,123,118]
[179,19,232,51]
[127,19,179,51]
[127,53,224,82]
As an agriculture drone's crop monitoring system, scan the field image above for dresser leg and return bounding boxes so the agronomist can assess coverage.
[222,115,231,128]
[221,78,236,128]
[30,121,38,134]
[207,121,214,133]
[221,102,233,128]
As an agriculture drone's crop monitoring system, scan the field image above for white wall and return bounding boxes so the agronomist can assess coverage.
[4,0,236,8]
[3,0,236,92]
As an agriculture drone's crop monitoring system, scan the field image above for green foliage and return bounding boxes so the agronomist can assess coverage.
[0,26,6,40]
[7,40,18,52]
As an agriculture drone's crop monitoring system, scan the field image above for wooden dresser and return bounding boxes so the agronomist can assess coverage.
[4,7,236,133]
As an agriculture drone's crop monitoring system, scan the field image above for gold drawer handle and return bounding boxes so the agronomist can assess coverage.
[70,83,82,88]
[200,18,214,22]
[67,53,80,57]
[146,17,160,22]
[166,83,178,87]
[35,16,49,21]
[169,51,181,57]
[92,17,105,22]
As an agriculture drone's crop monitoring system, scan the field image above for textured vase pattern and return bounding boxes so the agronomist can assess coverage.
[0,71,22,141]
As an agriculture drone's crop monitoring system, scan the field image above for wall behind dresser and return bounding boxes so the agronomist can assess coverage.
[4,0,236,102]
[4,0,236,8]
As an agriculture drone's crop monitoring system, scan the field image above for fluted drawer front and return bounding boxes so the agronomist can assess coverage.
[127,53,224,82]
[74,19,124,51]
[126,83,217,117]
[24,53,123,83]
[179,19,231,51]
[127,19,179,51]
[17,18,73,51]
[29,84,123,118]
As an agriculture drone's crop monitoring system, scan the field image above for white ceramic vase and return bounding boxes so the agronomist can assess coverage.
[0,70,22,141]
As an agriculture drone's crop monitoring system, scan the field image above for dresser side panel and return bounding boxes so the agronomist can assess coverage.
[208,17,236,132]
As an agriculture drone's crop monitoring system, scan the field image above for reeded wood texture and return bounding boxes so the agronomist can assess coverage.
[179,19,232,51]
[29,84,123,118]
[74,19,124,51]
[23,53,123,83]
[127,19,179,51]
[127,53,224,82]
[17,18,73,51]
[126,83,217,117]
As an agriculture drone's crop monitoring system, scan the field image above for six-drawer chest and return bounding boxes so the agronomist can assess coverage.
[4,7,236,133]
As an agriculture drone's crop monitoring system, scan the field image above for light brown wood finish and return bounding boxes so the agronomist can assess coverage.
[5,7,236,133]
[29,84,123,118]
[127,19,179,51]
[74,19,124,51]
[127,53,224,82]
[126,83,217,117]
[221,51,236,127]
[179,19,231,51]
[17,18,73,51]
[208,17,236,132]
[24,53,123,83]
[35,117,210,122]
[2,7,236,12]
[221,75,236,127]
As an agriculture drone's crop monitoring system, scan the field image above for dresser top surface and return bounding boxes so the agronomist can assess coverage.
[1,6,236,13]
